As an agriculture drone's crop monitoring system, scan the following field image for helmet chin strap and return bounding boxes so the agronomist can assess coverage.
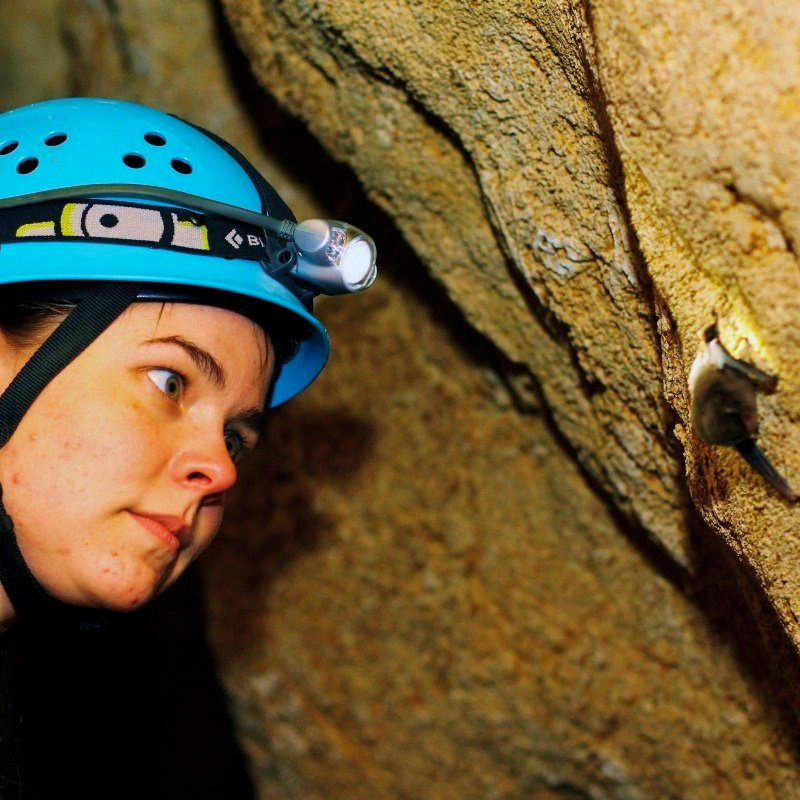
[0,282,142,632]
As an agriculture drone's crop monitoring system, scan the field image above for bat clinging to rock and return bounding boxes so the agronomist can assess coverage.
[689,324,796,502]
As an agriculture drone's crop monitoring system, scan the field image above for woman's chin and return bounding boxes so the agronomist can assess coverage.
[92,586,157,613]
[91,570,169,612]
[41,561,167,613]
[13,536,199,616]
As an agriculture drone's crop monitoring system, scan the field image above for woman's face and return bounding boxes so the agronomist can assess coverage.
[0,302,272,613]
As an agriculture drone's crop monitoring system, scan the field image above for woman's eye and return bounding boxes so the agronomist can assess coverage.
[224,430,245,464]
[147,368,184,401]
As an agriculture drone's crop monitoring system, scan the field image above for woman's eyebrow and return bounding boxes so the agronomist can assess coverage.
[144,335,226,388]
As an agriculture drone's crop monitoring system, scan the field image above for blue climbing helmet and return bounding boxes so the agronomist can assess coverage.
[0,97,376,631]
[0,97,377,406]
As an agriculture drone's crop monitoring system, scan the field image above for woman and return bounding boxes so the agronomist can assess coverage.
[0,97,376,631]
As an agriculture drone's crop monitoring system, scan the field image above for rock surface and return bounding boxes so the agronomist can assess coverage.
[590,0,800,655]
[221,0,689,566]
[221,0,800,705]
[1,0,800,796]
[208,250,800,798]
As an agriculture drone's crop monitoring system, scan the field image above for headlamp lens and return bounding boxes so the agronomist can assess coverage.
[291,219,377,294]
[341,238,375,289]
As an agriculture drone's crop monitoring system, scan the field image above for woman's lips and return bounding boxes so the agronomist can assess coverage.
[128,511,189,553]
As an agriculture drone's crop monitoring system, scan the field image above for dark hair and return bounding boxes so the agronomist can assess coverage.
[0,292,75,350]
[0,283,298,365]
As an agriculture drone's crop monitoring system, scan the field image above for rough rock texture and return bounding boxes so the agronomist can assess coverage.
[589,0,800,656]
[221,0,800,707]
[208,260,800,798]
[2,0,800,797]
[0,0,68,108]
[221,0,689,566]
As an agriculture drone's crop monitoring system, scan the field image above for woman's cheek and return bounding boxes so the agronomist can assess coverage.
[195,505,225,556]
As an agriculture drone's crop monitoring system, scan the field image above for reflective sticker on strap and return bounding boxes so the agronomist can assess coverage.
[60,202,80,237]
[15,220,56,237]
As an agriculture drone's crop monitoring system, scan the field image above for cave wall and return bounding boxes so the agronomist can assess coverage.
[218,0,800,616]
[1,0,800,797]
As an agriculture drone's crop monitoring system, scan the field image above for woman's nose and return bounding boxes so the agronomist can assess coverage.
[169,429,238,495]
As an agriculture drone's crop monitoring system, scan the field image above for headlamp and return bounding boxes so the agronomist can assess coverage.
[292,219,378,294]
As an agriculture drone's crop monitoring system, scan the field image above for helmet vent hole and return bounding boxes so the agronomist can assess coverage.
[144,132,166,146]
[44,133,67,146]
[170,158,192,175]
[16,157,39,175]
[123,153,146,169]
[0,141,19,156]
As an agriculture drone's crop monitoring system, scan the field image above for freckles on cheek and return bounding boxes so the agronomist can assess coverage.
[95,555,152,609]
[60,437,83,451]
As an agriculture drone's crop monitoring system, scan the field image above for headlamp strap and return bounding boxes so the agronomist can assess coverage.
[0,281,143,632]
[0,199,288,265]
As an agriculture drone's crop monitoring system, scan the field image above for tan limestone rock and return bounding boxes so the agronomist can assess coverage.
[220,0,800,699]
[221,0,690,568]
[206,256,800,798]
[589,0,800,653]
